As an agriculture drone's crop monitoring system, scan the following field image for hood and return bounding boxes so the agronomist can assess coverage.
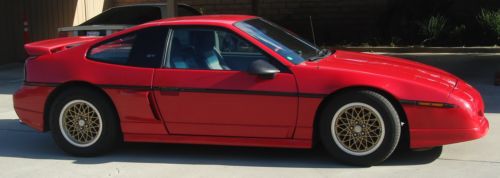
[315,50,458,91]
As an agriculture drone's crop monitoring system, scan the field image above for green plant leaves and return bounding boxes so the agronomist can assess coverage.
[477,9,500,40]
[419,15,448,44]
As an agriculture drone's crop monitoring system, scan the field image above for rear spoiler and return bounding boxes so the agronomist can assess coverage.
[24,36,101,56]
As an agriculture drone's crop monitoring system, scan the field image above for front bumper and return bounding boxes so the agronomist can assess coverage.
[409,115,489,148]
[405,79,489,148]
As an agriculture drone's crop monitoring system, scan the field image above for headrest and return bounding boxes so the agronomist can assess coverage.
[191,30,215,51]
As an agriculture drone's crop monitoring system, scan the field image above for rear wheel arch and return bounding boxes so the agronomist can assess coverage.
[43,81,118,131]
[312,86,410,150]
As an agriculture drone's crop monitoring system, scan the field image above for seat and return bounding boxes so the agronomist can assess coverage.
[170,38,198,69]
[191,31,230,70]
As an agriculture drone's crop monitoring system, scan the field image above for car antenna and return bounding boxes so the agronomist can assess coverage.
[309,15,317,45]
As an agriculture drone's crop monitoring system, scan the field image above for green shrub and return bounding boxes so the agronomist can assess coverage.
[450,25,466,37]
[449,24,467,45]
[419,15,448,45]
[390,37,402,47]
[477,9,500,41]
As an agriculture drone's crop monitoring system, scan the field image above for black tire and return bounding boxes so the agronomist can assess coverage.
[49,87,121,156]
[391,146,442,164]
[319,90,401,166]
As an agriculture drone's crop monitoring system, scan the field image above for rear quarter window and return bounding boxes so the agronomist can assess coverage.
[88,27,168,68]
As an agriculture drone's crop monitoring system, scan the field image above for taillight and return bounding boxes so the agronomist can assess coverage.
[58,31,74,37]
[24,56,37,82]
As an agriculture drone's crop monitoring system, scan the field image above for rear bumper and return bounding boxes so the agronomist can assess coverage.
[410,116,489,148]
[13,85,54,132]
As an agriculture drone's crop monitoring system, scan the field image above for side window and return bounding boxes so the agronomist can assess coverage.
[88,27,168,68]
[168,27,284,72]
[217,31,257,53]
[88,34,135,65]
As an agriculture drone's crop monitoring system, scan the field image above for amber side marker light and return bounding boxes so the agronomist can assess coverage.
[400,100,455,108]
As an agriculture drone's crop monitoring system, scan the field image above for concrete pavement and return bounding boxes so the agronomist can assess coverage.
[0,54,498,178]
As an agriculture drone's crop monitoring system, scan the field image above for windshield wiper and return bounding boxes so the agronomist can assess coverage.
[307,48,333,61]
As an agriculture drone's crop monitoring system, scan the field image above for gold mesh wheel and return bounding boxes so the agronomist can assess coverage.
[59,100,103,148]
[331,102,385,156]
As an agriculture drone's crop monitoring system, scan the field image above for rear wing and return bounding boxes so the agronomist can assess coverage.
[25,36,101,56]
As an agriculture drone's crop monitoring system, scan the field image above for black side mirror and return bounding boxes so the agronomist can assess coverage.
[247,60,280,79]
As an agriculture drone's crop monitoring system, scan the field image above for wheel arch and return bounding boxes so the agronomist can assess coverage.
[312,86,410,149]
[43,81,118,131]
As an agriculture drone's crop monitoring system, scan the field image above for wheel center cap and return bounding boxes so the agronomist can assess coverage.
[78,120,85,127]
[354,125,362,133]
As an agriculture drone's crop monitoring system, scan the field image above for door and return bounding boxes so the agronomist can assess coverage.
[153,27,298,138]
[85,27,168,127]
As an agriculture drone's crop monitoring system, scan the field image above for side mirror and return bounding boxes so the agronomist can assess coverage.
[247,60,280,79]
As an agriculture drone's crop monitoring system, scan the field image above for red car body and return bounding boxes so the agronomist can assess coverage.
[14,15,488,150]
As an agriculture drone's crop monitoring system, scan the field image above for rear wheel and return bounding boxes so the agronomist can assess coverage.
[319,90,401,166]
[49,88,121,156]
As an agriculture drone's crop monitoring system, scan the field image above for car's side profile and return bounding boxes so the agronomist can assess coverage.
[14,15,488,166]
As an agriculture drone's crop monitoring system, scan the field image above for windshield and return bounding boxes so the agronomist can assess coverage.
[235,18,319,64]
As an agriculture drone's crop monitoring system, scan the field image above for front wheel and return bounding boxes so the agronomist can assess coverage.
[319,90,401,166]
[49,88,121,156]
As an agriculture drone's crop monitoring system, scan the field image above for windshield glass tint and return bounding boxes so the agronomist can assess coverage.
[235,18,319,64]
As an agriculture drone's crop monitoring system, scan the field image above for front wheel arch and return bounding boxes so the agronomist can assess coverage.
[312,86,410,150]
[43,81,119,132]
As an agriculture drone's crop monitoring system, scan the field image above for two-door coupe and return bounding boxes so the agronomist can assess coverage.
[14,15,489,166]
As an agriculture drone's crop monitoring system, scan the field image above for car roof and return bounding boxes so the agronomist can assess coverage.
[145,15,257,26]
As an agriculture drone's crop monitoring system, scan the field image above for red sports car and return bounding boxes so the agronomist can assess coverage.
[14,15,489,166]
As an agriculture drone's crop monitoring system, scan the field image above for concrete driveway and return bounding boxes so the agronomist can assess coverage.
[0,54,499,178]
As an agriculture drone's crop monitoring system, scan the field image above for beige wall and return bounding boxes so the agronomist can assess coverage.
[73,0,109,26]
[26,0,112,42]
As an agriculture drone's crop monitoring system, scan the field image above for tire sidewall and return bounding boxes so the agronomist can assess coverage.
[320,90,401,166]
[49,88,120,156]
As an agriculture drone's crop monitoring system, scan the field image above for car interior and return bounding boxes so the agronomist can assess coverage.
[89,27,281,72]
[170,30,229,70]
[169,28,273,71]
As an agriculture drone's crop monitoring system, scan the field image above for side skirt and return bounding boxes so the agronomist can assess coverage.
[124,134,312,149]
